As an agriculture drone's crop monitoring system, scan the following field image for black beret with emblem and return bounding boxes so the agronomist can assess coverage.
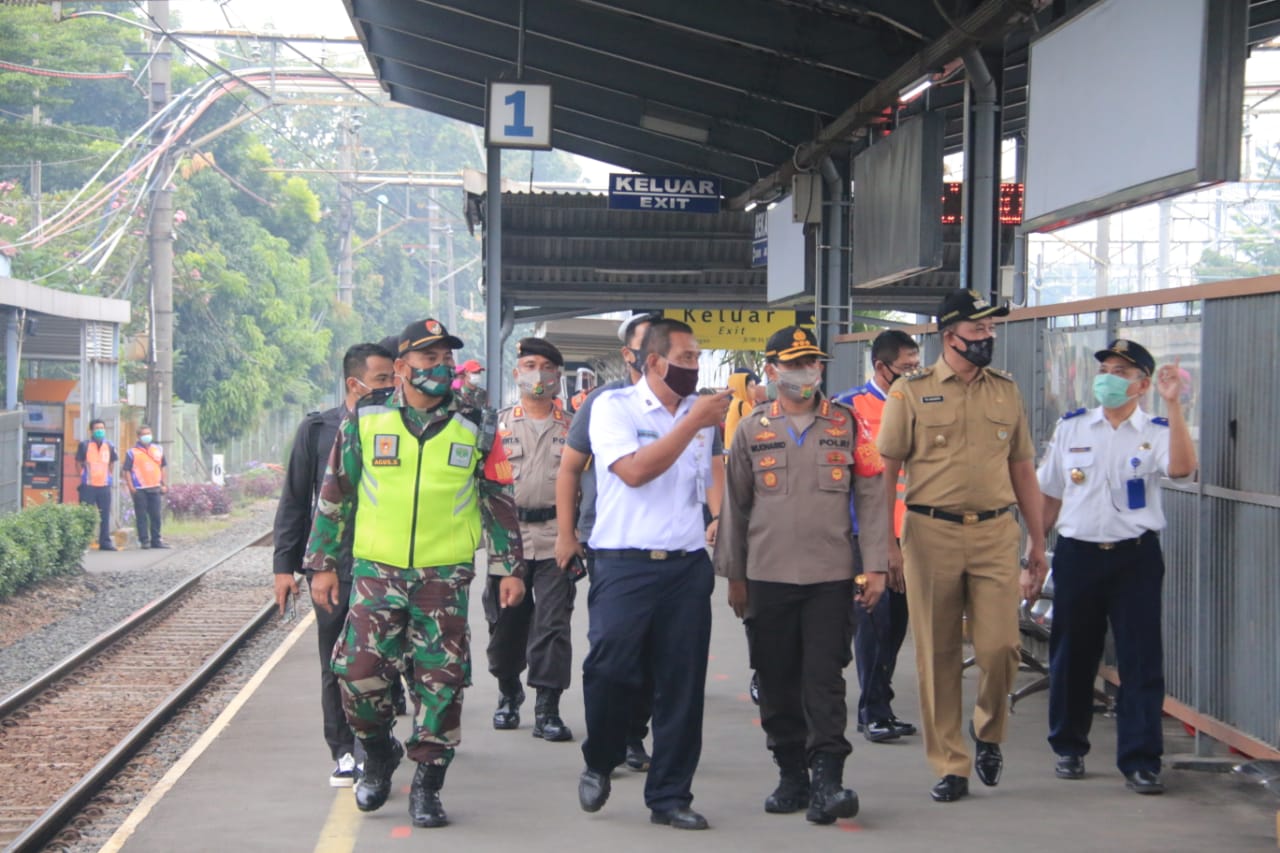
[399,318,464,354]
[764,325,827,362]
[1094,338,1155,375]
[936,289,1010,329]
[516,337,564,367]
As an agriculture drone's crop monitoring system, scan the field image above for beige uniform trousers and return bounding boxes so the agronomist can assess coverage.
[902,510,1021,778]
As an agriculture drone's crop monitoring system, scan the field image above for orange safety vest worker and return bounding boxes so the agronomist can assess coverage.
[838,382,907,536]
[128,445,165,489]
[82,441,113,487]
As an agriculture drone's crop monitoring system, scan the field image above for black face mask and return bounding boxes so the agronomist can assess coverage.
[951,334,995,368]
[661,361,700,397]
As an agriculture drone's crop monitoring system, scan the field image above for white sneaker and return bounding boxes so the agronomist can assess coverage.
[330,752,358,787]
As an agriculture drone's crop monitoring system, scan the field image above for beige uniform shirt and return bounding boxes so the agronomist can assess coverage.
[715,398,889,585]
[876,356,1033,512]
[498,404,571,560]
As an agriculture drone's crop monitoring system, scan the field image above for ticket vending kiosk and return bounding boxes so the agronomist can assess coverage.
[22,431,64,506]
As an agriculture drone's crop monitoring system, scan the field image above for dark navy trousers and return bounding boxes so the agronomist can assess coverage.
[581,550,714,812]
[82,484,113,545]
[853,587,909,724]
[1048,534,1166,774]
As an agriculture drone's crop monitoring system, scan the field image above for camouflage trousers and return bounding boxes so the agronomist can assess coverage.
[332,558,473,766]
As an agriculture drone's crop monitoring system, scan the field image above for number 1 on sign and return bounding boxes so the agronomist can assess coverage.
[503,90,535,138]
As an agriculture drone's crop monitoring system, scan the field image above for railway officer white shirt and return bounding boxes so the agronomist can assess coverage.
[1037,405,1190,542]
[588,381,715,552]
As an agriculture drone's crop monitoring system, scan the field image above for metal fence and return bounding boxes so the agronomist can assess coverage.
[832,276,1280,755]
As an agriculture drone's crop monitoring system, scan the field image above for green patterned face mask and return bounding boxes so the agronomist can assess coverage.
[408,364,452,396]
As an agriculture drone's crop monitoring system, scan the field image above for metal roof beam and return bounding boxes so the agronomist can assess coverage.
[361,0,858,115]
[572,0,920,80]
[730,0,1034,208]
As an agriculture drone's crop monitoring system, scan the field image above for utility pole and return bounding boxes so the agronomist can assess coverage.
[444,221,457,331]
[336,111,357,306]
[427,186,440,311]
[146,0,174,461]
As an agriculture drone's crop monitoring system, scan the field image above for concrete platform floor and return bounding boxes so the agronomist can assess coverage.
[107,576,1278,853]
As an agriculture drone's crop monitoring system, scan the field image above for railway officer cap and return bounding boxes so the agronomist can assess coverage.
[764,325,827,362]
[1094,339,1156,375]
[515,337,565,367]
[398,318,464,354]
[617,311,660,343]
[935,289,1010,329]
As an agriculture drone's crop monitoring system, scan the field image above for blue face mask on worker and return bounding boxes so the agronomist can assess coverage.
[516,369,559,398]
[140,435,153,445]
[1093,373,1139,409]
[92,429,106,441]
[407,363,452,396]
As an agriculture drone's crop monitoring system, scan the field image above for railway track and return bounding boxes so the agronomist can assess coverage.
[0,533,276,853]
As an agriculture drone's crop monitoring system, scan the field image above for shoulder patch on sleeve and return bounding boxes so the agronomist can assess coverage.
[1151,416,1169,427]
[986,367,1015,381]
[1061,408,1087,420]
[905,367,933,382]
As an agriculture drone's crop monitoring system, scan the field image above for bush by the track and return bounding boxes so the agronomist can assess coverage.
[0,503,97,599]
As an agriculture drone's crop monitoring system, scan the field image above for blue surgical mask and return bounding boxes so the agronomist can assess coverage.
[140,435,153,445]
[407,364,452,397]
[1093,373,1136,409]
[92,429,106,441]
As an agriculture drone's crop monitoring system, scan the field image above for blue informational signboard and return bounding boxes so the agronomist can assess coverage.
[751,211,768,268]
[609,174,721,212]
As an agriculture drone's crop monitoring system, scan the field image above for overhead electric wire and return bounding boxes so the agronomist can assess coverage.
[0,58,130,80]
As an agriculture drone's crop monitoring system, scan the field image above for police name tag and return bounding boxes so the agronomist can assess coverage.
[448,443,475,468]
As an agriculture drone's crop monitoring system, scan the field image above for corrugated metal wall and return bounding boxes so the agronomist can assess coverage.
[830,287,1280,751]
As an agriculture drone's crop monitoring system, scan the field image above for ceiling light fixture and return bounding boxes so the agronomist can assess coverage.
[899,73,935,103]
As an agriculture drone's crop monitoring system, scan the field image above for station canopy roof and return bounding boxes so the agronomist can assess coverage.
[344,0,1280,314]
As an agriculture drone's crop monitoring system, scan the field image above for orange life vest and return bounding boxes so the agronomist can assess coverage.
[129,445,164,489]
[83,441,112,487]
[849,388,907,537]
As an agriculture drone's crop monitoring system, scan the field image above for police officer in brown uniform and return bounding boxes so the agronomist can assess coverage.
[486,337,577,742]
[877,290,1048,803]
[716,326,889,825]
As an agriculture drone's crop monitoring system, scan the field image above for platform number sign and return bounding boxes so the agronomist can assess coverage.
[486,82,553,150]
[211,453,225,487]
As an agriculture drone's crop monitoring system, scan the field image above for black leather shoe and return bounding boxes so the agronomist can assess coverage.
[861,719,902,743]
[354,735,403,812]
[1124,769,1165,794]
[888,716,918,737]
[578,767,611,812]
[1055,755,1085,780]
[625,740,651,771]
[532,688,573,741]
[969,721,1003,787]
[930,775,969,802]
[749,671,760,705]
[649,806,709,830]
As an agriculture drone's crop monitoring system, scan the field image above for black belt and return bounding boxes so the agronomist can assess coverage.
[517,506,557,523]
[591,548,698,561]
[1060,532,1153,551]
[907,505,1012,525]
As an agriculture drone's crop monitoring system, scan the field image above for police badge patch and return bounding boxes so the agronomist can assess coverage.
[372,434,400,466]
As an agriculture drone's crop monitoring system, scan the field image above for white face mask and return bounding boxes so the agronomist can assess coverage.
[774,364,822,401]
[466,372,483,386]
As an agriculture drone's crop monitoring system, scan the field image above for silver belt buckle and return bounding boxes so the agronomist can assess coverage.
[650,550,668,560]
[1098,542,1116,551]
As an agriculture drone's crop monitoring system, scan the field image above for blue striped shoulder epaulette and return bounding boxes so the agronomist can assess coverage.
[1151,416,1169,427]
[1061,408,1087,420]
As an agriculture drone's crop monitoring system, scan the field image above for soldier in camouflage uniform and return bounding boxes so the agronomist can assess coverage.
[307,318,526,829]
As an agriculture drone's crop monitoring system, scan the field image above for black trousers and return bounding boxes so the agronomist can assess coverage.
[1048,535,1166,775]
[131,488,164,545]
[746,579,855,760]
[853,587,909,724]
[313,576,356,760]
[584,548,651,744]
[581,551,713,811]
[82,484,112,545]
[484,557,576,690]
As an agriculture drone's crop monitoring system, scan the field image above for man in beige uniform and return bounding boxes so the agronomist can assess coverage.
[877,290,1048,803]
[717,326,889,825]
[485,337,577,742]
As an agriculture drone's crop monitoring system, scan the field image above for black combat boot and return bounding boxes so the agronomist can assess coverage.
[763,746,810,814]
[493,677,525,730]
[408,763,449,828]
[805,752,859,825]
[354,733,403,812]
[531,688,573,741]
